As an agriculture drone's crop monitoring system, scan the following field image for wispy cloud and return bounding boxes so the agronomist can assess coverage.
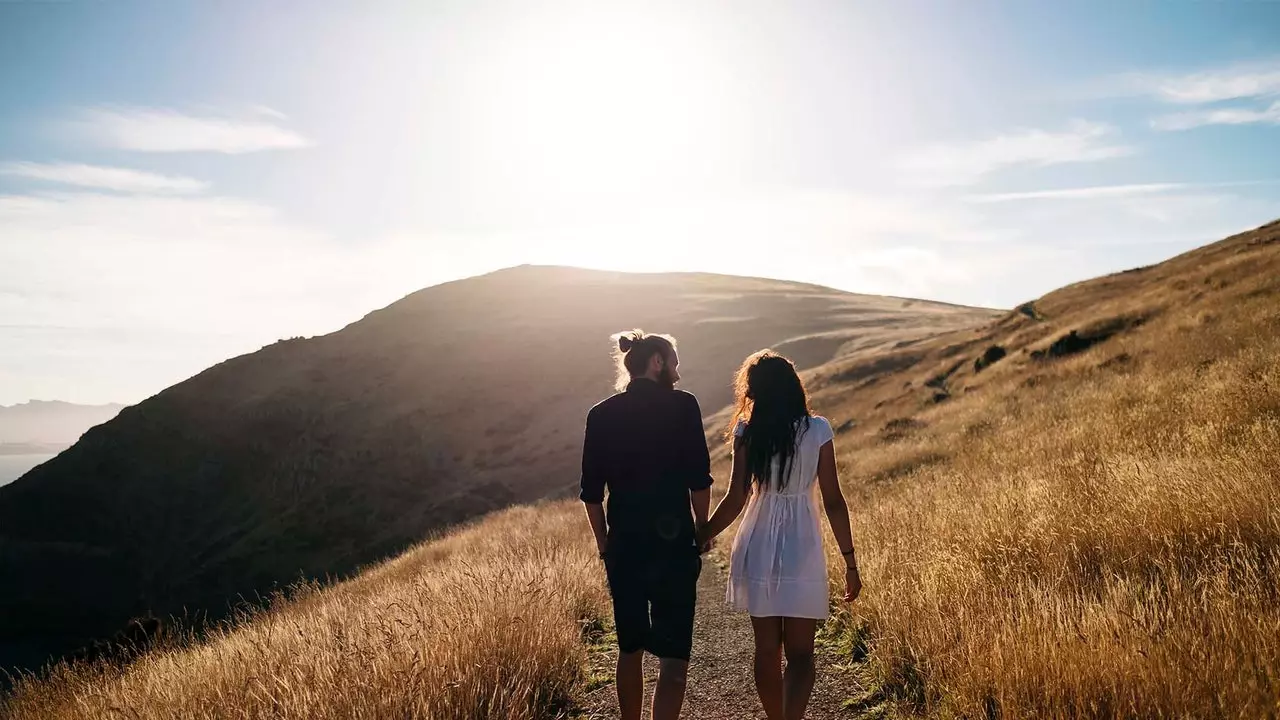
[967,183,1186,203]
[0,190,433,402]
[1151,100,1280,131]
[1157,68,1280,104]
[0,161,208,194]
[1106,61,1280,104]
[897,120,1134,187]
[4,180,1278,403]
[1091,60,1280,132]
[969,179,1280,204]
[73,106,311,154]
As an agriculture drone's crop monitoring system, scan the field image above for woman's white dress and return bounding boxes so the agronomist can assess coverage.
[727,415,834,619]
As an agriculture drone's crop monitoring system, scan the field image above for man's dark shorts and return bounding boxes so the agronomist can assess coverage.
[603,541,702,661]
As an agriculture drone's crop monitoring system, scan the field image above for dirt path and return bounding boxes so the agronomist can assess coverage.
[576,559,883,719]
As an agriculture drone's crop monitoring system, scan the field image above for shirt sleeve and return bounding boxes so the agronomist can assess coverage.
[579,408,606,503]
[684,395,714,492]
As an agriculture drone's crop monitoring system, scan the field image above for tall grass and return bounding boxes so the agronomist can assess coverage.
[3,504,608,720]
[825,289,1280,717]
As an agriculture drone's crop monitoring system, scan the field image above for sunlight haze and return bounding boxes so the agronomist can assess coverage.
[2,0,1279,404]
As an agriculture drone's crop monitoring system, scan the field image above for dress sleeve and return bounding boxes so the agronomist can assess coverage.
[814,416,835,446]
[733,419,748,438]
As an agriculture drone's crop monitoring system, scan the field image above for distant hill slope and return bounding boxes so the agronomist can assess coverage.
[797,219,1280,433]
[0,265,994,671]
[0,401,124,451]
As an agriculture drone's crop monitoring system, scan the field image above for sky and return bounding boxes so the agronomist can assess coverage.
[2,0,1280,405]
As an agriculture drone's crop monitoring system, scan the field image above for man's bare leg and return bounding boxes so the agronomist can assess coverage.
[652,657,689,720]
[617,650,644,720]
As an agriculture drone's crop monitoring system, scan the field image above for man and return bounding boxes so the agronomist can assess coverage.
[580,329,713,720]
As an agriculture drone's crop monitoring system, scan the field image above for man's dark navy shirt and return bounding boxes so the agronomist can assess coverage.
[580,378,714,546]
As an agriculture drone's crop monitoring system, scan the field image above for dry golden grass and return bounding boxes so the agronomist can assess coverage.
[3,503,609,720]
[5,226,1279,719]
[825,303,1280,717]
[802,228,1280,717]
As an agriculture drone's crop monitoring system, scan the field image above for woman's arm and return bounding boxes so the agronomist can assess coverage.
[817,439,862,601]
[699,438,750,545]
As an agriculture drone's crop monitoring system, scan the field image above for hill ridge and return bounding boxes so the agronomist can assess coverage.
[0,267,994,673]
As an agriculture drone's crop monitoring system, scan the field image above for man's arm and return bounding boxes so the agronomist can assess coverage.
[691,488,710,530]
[584,502,608,558]
[579,408,608,557]
[683,394,714,534]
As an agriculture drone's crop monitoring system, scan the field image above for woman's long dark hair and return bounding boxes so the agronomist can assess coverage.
[727,350,812,490]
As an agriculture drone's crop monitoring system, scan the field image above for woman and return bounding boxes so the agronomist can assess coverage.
[698,350,862,720]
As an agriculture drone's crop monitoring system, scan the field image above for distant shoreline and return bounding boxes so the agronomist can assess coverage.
[0,442,68,456]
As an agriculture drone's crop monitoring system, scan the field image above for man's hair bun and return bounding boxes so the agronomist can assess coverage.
[617,330,643,353]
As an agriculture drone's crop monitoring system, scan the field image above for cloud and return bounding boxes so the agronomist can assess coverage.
[1151,100,1280,131]
[897,120,1135,187]
[0,161,208,194]
[1156,68,1280,104]
[1106,62,1280,105]
[247,105,290,121]
[0,190,438,403]
[0,192,438,345]
[3,179,1278,404]
[1089,61,1280,132]
[967,183,1186,203]
[72,106,311,154]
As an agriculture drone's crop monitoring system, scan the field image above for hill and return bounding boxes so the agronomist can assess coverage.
[0,266,994,673]
[794,220,1280,717]
[5,221,1275,719]
[0,401,124,450]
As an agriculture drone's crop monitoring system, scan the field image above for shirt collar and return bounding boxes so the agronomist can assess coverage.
[626,377,662,393]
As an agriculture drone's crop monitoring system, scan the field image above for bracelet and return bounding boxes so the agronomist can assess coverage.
[840,548,855,557]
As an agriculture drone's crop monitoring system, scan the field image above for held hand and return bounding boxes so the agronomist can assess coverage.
[695,525,715,554]
[843,566,862,602]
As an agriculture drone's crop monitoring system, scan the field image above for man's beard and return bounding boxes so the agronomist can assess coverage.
[657,366,677,390]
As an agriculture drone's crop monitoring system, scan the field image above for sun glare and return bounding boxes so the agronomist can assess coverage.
[461,8,744,202]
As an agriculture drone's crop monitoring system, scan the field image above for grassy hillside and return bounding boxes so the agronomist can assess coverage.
[801,222,1280,716]
[0,265,990,673]
[5,221,1277,719]
[4,503,610,719]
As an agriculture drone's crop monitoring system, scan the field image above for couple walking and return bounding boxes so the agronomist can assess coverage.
[581,329,862,720]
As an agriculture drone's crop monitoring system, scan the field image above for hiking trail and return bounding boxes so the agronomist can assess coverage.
[576,558,885,719]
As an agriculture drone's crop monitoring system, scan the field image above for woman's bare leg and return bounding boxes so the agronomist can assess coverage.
[782,618,818,720]
[751,616,785,719]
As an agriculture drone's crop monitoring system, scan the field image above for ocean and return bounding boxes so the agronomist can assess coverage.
[0,453,56,486]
